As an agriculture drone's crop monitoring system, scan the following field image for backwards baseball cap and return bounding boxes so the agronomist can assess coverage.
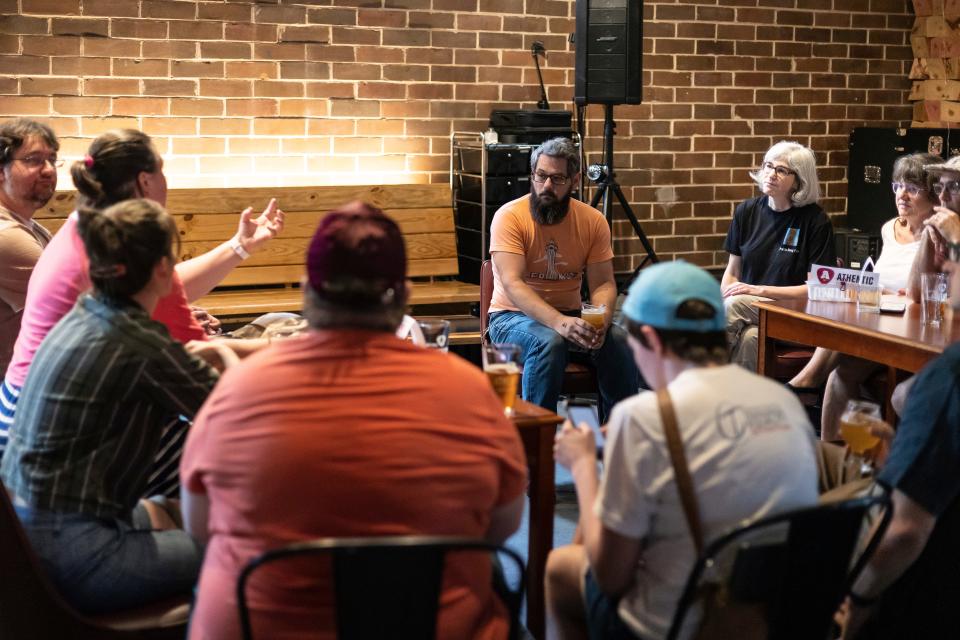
[306,201,407,306]
[621,260,724,332]
[924,154,960,174]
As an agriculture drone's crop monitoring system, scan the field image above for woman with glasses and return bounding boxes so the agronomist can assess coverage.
[721,140,836,372]
[788,153,940,439]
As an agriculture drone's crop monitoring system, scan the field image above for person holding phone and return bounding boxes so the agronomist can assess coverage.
[546,261,818,640]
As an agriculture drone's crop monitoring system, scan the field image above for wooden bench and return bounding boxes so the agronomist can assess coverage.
[36,184,481,327]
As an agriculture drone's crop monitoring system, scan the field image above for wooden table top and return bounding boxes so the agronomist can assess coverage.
[510,398,565,429]
[756,297,958,370]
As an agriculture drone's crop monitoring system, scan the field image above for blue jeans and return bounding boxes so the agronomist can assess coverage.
[14,502,202,614]
[488,311,642,416]
[584,569,641,640]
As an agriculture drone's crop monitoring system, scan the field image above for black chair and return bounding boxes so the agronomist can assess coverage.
[0,484,190,639]
[666,492,893,640]
[237,535,525,640]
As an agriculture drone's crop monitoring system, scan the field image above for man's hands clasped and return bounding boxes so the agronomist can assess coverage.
[555,316,606,350]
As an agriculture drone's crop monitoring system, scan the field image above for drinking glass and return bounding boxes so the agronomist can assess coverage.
[417,318,450,352]
[839,399,882,477]
[580,303,606,330]
[483,343,522,417]
[855,282,881,314]
[920,272,948,326]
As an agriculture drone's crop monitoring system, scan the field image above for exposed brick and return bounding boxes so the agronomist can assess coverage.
[199,79,251,97]
[113,58,169,78]
[225,98,277,117]
[197,2,251,22]
[357,46,404,63]
[110,19,168,39]
[53,17,109,37]
[143,1,197,20]
[172,60,224,79]
[225,61,279,79]
[83,77,140,95]
[225,22,279,42]
[0,15,49,35]
[83,37,139,57]
[1,54,49,74]
[170,97,223,116]
[52,56,110,75]
[200,42,251,60]
[51,96,109,115]
[254,43,306,61]
[143,40,197,59]
[22,36,81,56]
[253,81,304,98]
[329,98,380,118]
[22,0,79,15]
[198,118,249,135]
[331,63,381,81]
[113,97,169,116]
[254,5,306,25]
[279,25,330,44]
[409,11,455,29]
[143,79,198,96]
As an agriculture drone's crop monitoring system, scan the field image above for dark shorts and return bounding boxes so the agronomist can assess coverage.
[583,569,640,640]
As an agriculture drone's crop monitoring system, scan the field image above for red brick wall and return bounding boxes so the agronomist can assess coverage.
[0,0,915,272]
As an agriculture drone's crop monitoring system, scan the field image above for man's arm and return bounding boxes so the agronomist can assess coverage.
[555,421,642,597]
[492,251,597,349]
[906,227,942,303]
[181,487,211,546]
[839,489,936,639]
[484,494,525,544]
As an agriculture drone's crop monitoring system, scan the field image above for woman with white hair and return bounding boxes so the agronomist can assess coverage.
[721,141,837,371]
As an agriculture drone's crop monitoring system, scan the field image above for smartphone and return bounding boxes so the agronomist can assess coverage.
[566,401,604,450]
[880,301,906,314]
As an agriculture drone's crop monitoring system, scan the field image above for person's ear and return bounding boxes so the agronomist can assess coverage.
[640,325,664,356]
[136,171,152,199]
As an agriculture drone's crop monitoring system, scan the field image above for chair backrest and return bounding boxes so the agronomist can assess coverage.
[666,492,893,640]
[237,535,525,640]
[480,259,494,341]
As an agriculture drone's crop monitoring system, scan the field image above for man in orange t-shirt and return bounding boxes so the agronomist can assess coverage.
[488,137,641,416]
[180,202,527,640]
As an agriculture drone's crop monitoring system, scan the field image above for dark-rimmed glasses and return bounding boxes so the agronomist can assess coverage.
[532,171,569,185]
[760,161,795,178]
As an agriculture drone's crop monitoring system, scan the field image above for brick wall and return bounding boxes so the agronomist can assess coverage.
[0,0,915,272]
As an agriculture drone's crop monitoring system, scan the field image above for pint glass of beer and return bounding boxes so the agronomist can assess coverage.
[483,343,522,417]
[580,303,606,330]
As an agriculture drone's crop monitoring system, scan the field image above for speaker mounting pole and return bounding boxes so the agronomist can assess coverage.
[588,103,658,281]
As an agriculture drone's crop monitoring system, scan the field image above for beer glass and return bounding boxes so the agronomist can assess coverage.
[483,343,522,417]
[417,318,450,352]
[839,399,882,477]
[921,273,948,326]
[856,282,881,314]
[580,303,606,331]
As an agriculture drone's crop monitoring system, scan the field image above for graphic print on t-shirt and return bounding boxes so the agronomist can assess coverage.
[529,239,578,281]
[780,227,800,254]
[715,402,791,440]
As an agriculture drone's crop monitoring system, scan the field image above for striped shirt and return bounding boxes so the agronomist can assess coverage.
[0,293,218,520]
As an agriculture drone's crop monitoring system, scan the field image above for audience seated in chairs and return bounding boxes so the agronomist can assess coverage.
[546,261,819,640]
[179,202,527,640]
[0,127,283,496]
[0,199,219,614]
[837,233,960,639]
[786,153,940,438]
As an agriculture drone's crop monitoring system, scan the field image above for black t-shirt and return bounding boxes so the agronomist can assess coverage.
[863,343,960,639]
[723,196,836,286]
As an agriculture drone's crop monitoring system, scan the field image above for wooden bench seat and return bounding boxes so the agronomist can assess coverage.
[37,184,481,321]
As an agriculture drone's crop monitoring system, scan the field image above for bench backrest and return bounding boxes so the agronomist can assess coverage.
[35,184,459,288]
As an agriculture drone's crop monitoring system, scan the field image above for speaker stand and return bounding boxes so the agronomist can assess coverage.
[588,104,658,285]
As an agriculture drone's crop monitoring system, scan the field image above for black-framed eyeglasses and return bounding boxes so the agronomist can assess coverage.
[761,161,795,178]
[532,171,569,185]
[14,155,63,169]
[932,180,960,196]
[891,182,925,196]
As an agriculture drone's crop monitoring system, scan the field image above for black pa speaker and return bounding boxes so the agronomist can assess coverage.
[574,0,644,106]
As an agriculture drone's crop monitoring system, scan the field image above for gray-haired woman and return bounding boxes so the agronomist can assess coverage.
[721,140,837,371]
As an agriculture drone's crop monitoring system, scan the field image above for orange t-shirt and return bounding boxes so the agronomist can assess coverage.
[181,329,527,640]
[488,195,614,313]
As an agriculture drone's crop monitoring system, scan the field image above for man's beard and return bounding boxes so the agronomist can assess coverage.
[529,188,571,225]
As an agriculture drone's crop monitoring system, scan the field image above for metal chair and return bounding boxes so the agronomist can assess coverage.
[479,259,600,411]
[237,535,525,640]
[0,484,190,639]
[666,492,893,640]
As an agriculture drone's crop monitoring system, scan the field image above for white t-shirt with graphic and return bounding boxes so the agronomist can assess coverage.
[597,364,819,639]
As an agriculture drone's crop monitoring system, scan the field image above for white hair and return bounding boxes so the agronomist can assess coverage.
[749,141,821,207]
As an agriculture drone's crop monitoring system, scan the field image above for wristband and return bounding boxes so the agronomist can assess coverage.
[847,590,880,607]
[228,238,251,260]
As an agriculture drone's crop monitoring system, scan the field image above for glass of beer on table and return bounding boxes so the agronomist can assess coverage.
[839,399,883,477]
[581,303,606,331]
[483,343,521,417]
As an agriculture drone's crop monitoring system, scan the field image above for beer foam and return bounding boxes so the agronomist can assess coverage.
[485,362,520,374]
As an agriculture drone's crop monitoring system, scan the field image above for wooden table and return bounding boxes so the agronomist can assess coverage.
[510,398,564,640]
[757,298,958,376]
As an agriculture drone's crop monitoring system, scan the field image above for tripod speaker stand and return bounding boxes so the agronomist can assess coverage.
[588,104,658,279]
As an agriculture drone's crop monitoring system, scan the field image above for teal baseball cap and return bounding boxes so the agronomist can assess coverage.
[622,260,724,332]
